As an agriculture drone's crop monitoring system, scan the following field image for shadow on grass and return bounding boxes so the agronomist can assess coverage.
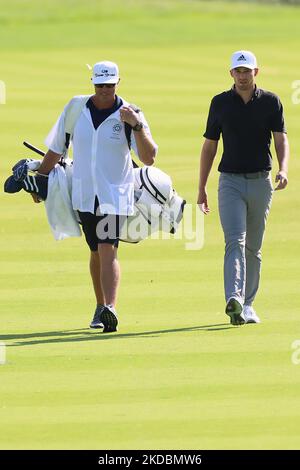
[2,323,233,347]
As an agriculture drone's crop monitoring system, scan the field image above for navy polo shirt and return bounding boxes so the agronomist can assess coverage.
[86,95,123,130]
[203,86,287,173]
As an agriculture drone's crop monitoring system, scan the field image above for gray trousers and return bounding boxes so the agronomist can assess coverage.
[218,172,273,306]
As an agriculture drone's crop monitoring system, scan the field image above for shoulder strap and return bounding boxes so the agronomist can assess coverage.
[125,103,141,148]
[64,95,91,150]
[124,122,132,150]
[126,103,141,168]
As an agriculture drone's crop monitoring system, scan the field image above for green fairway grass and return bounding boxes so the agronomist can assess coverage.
[1,0,300,449]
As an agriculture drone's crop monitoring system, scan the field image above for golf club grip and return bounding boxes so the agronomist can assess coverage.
[23,141,45,157]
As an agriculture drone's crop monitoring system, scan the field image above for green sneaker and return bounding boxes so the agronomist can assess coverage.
[225,297,245,326]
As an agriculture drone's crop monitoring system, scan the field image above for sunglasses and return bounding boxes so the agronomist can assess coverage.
[95,83,116,88]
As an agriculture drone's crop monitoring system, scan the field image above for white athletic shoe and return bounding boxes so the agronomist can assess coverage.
[243,305,261,324]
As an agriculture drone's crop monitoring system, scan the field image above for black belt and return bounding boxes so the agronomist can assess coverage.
[225,171,269,179]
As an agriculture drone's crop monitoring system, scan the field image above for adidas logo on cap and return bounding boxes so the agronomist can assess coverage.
[231,50,257,70]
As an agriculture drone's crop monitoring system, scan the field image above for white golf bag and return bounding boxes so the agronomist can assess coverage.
[119,166,186,243]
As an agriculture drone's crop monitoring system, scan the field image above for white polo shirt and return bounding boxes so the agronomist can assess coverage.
[45,96,156,215]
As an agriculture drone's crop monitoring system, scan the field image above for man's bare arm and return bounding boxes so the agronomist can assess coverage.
[197,138,218,214]
[132,128,157,166]
[119,106,157,166]
[273,132,289,190]
[37,149,62,175]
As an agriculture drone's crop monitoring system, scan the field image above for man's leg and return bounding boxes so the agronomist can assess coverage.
[88,250,106,328]
[98,243,120,308]
[97,242,119,332]
[245,176,273,306]
[218,174,247,305]
[90,250,105,305]
[79,209,119,331]
[93,213,121,332]
[77,210,106,328]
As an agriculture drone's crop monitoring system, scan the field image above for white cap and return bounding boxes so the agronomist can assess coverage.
[230,50,258,70]
[91,61,119,84]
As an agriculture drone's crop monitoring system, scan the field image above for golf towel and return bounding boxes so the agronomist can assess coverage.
[45,163,81,240]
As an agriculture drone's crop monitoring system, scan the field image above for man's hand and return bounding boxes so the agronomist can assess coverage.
[197,188,210,214]
[275,170,288,190]
[119,106,140,127]
[30,193,42,203]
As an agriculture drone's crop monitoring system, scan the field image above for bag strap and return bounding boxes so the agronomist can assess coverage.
[64,95,91,151]
[126,103,141,168]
